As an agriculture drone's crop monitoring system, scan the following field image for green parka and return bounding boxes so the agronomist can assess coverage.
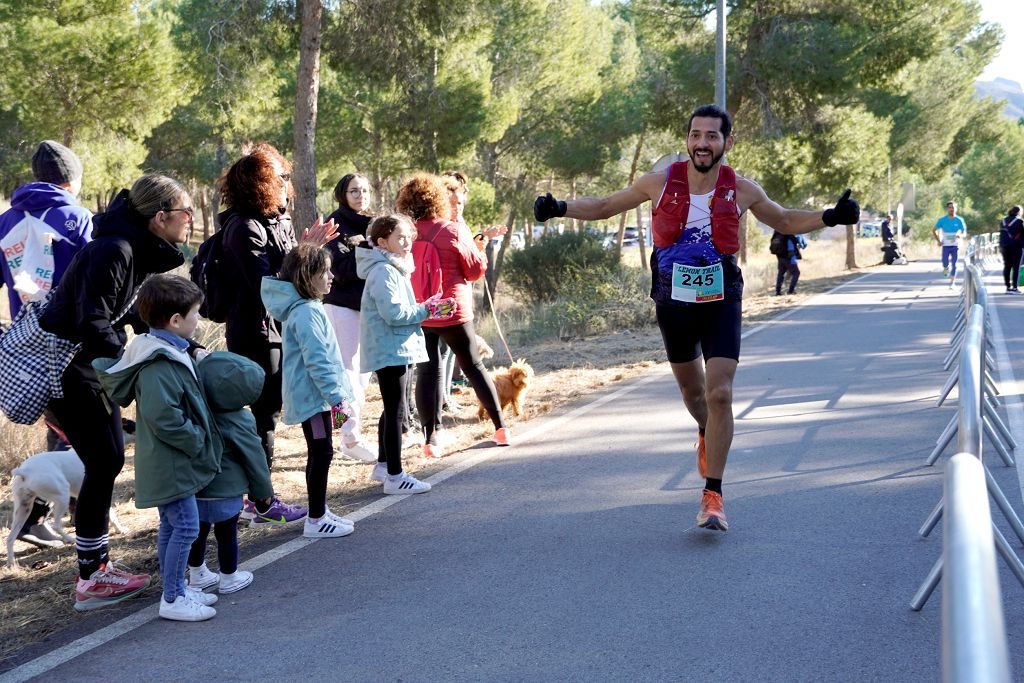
[94,334,221,508]
[195,352,274,501]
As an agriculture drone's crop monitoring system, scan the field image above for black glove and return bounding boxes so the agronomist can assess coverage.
[534,193,567,222]
[822,188,860,227]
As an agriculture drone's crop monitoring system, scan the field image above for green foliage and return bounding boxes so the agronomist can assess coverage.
[0,0,185,194]
[503,231,620,304]
[956,119,1024,230]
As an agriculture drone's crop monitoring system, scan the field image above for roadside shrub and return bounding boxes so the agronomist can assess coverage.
[503,231,620,304]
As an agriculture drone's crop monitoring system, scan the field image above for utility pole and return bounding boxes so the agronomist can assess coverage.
[715,0,726,109]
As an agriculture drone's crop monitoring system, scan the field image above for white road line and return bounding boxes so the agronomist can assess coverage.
[0,265,888,683]
[977,277,1024,505]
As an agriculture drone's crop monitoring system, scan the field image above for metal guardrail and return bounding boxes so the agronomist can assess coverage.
[909,262,1017,680]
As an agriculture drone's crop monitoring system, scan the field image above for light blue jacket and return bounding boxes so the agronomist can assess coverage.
[355,245,429,373]
[260,277,353,424]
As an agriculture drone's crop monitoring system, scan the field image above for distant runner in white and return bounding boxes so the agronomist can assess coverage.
[534,104,860,531]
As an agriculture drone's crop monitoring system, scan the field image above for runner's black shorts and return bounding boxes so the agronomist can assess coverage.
[655,300,742,363]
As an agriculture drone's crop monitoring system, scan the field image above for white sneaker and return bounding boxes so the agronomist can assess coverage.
[185,586,218,606]
[403,430,425,447]
[323,509,355,527]
[370,462,388,482]
[303,515,354,538]
[383,472,432,495]
[340,441,376,462]
[187,563,220,591]
[433,430,456,448]
[218,570,254,594]
[159,594,216,622]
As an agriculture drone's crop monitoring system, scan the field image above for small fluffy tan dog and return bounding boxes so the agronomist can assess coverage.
[479,359,533,420]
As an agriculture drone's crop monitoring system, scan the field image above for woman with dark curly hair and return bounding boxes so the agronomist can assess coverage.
[217,143,335,472]
[396,172,508,456]
[323,173,375,461]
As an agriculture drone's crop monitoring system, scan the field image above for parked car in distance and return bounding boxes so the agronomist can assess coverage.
[604,227,640,249]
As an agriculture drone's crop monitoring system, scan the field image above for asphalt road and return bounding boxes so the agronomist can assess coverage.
[4,259,1024,682]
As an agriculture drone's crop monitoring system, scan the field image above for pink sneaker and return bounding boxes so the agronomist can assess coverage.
[74,562,151,612]
[492,428,511,446]
[423,443,445,459]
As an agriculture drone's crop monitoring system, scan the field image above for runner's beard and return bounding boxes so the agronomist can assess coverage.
[690,148,724,173]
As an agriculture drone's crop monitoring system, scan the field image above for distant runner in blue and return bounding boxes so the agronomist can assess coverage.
[933,200,966,287]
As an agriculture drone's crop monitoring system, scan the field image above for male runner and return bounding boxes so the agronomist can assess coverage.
[933,201,966,287]
[534,104,859,531]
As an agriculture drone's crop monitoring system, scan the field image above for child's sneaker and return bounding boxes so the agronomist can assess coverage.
[323,509,355,527]
[218,570,254,594]
[73,562,151,612]
[159,594,216,622]
[187,563,220,591]
[339,441,376,462]
[383,472,432,495]
[303,514,354,538]
[245,497,308,525]
[491,427,511,447]
[370,462,388,482]
[185,586,218,606]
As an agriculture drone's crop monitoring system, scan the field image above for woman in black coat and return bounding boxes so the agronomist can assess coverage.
[40,174,191,611]
[1000,205,1024,293]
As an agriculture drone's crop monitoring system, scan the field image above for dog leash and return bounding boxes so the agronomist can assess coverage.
[481,276,514,364]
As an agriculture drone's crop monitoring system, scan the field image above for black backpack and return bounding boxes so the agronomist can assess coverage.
[769,231,788,256]
[189,228,230,323]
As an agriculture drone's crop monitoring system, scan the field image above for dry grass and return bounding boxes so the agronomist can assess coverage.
[0,237,928,666]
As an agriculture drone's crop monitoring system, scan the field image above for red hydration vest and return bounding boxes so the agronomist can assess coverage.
[651,161,740,255]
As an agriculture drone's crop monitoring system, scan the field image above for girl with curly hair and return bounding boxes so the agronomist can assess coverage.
[396,172,509,456]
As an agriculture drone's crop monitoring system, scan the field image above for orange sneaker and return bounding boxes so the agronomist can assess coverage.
[423,443,445,459]
[492,427,511,446]
[696,490,728,531]
[695,433,707,479]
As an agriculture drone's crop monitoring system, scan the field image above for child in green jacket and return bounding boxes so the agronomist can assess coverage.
[186,351,307,595]
[94,275,221,622]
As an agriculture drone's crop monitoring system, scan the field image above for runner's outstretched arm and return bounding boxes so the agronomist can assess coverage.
[745,180,859,234]
[534,172,662,222]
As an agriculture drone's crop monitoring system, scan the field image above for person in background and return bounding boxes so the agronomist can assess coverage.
[774,231,806,296]
[999,205,1024,293]
[0,140,92,547]
[323,173,375,461]
[933,200,966,288]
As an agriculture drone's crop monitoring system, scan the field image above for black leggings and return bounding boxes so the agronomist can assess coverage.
[776,256,800,294]
[1001,245,1023,289]
[417,322,504,443]
[301,411,334,519]
[227,339,282,469]
[375,365,408,476]
[47,361,124,578]
[187,514,240,574]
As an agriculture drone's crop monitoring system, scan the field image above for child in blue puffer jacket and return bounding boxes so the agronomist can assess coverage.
[261,244,355,539]
[356,214,455,495]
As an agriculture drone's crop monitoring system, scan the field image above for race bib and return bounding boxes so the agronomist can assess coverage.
[671,262,724,303]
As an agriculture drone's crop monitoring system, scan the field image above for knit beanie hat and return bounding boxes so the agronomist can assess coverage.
[31,140,83,185]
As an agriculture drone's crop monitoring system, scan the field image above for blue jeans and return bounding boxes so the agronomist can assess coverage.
[942,245,959,277]
[157,496,200,602]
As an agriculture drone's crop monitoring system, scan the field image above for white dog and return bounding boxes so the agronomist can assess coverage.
[6,449,126,568]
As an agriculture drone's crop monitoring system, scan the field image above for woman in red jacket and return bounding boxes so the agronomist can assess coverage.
[396,173,508,456]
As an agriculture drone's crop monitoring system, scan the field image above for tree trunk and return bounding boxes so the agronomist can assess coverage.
[200,187,210,241]
[845,225,858,269]
[212,141,227,231]
[637,203,648,272]
[738,211,748,265]
[292,0,323,235]
[569,177,578,233]
[615,131,647,262]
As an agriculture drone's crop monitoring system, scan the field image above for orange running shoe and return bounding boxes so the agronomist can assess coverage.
[423,443,445,459]
[696,490,728,531]
[492,427,511,446]
[695,432,707,479]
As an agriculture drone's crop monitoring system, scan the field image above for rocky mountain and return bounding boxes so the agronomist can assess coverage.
[975,77,1024,120]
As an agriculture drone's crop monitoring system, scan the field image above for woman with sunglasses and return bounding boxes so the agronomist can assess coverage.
[40,174,192,611]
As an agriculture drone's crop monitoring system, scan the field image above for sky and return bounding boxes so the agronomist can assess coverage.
[979,0,1023,83]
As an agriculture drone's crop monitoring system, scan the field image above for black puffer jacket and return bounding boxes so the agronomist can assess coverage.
[219,207,297,347]
[323,205,371,311]
[39,189,185,378]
